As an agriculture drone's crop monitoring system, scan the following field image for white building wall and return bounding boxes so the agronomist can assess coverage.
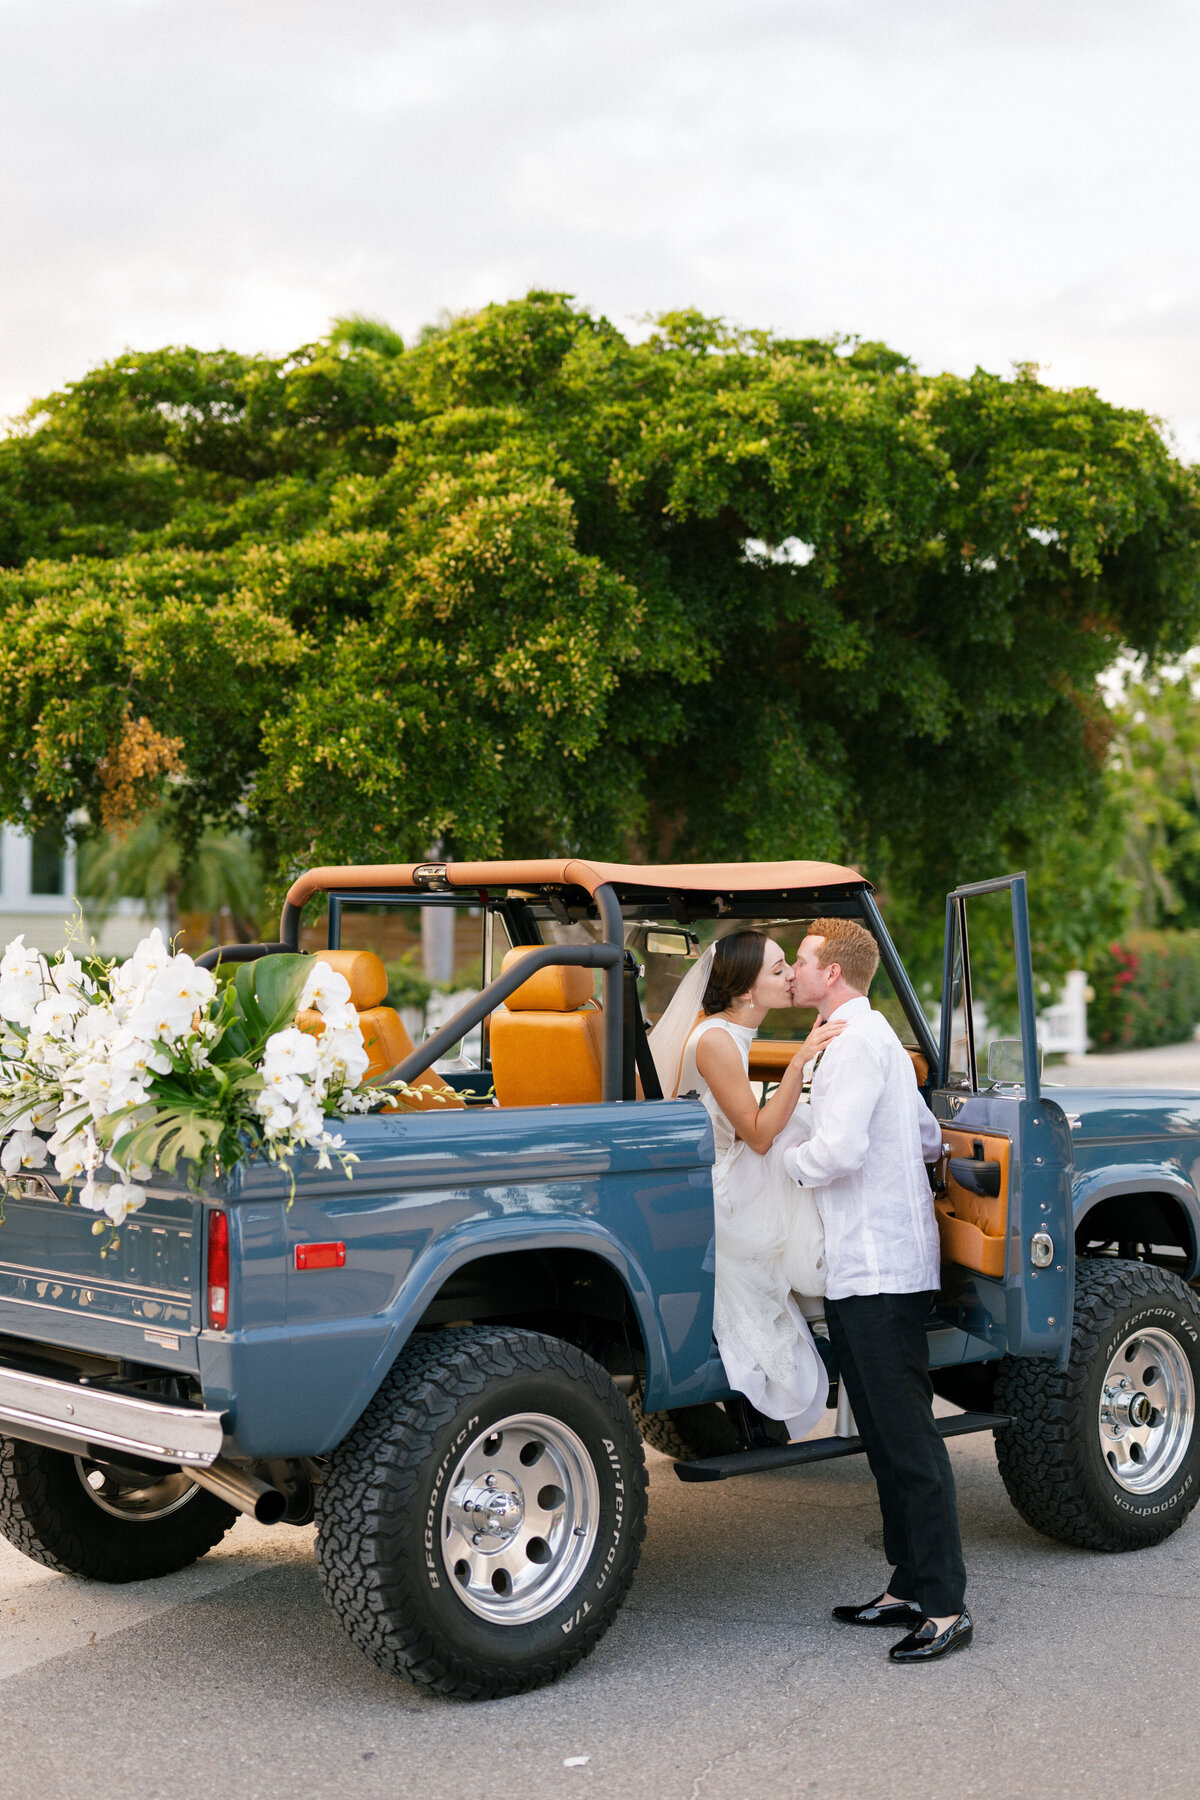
[0,825,166,958]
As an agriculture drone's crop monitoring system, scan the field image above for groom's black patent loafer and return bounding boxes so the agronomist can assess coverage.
[832,1594,924,1628]
[888,1611,973,1662]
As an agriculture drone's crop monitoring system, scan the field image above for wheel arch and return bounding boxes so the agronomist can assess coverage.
[328,1224,669,1450]
[1073,1172,1200,1278]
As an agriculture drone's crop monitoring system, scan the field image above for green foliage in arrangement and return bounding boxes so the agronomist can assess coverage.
[1087,930,1200,1051]
[1,292,1198,983]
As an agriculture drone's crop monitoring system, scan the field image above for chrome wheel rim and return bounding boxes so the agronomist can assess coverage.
[440,1412,600,1626]
[74,1458,199,1521]
[1098,1326,1195,1494]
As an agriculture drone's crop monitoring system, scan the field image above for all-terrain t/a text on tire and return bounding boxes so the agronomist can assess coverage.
[315,1326,648,1700]
[996,1259,1200,1551]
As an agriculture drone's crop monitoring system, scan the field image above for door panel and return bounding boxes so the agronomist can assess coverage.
[936,1127,1011,1279]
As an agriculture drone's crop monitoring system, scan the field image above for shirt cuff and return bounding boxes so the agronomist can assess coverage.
[783,1145,805,1184]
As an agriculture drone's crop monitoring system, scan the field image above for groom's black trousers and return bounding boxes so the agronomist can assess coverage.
[824,1290,966,1616]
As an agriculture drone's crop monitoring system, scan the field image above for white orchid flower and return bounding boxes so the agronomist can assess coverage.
[110,1033,171,1082]
[116,929,173,994]
[50,952,94,1000]
[0,939,45,1025]
[0,1130,49,1175]
[125,984,198,1042]
[259,1069,305,1103]
[299,962,353,1014]
[262,1028,321,1079]
[290,1093,326,1141]
[104,1184,146,1223]
[30,990,88,1038]
[51,1140,88,1180]
[71,1005,113,1049]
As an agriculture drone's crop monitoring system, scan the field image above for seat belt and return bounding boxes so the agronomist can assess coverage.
[625,952,663,1099]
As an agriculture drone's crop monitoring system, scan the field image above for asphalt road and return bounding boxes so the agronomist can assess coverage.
[1053,1037,1200,1088]
[1,1413,1197,1800]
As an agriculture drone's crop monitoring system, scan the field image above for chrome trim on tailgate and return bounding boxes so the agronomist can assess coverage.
[0,1365,224,1466]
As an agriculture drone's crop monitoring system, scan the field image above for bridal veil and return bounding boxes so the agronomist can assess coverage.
[646,943,715,1099]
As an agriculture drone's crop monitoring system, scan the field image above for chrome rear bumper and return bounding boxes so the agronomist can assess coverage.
[0,1363,224,1466]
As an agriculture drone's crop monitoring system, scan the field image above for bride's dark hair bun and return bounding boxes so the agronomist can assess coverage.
[703,930,769,1014]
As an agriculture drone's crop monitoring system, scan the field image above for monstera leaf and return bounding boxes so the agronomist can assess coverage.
[230,954,312,1049]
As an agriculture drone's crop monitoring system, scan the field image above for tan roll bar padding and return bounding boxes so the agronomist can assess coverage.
[284,856,867,912]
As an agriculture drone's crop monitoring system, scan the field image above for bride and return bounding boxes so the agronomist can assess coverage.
[648,931,844,1440]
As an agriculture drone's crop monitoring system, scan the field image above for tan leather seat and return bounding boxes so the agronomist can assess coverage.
[296,949,464,1111]
[490,947,603,1107]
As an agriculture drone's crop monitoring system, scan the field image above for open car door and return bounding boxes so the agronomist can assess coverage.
[931,873,1074,1366]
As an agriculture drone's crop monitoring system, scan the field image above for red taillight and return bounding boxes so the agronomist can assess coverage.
[207,1210,229,1331]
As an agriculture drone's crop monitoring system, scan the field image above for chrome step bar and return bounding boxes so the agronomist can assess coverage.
[0,1362,225,1467]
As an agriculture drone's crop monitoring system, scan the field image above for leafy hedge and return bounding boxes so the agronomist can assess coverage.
[1088,930,1200,1050]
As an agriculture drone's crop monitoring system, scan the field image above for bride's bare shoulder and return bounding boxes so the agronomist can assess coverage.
[694,1020,743,1069]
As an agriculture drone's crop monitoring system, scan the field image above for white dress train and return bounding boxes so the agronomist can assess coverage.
[679,1018,828,1440]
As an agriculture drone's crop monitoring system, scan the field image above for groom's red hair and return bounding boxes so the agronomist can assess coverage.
[805,917,880,995]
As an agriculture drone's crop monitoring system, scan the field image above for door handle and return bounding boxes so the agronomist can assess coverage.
[948,1155,1002,1198]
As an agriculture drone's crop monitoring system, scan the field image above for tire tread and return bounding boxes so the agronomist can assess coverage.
[0,1437,236,1581]
[995,1259,1200,1551]
[315,1327,648,1700]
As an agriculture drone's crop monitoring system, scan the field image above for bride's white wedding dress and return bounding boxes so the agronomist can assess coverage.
[678,1017,829,1440]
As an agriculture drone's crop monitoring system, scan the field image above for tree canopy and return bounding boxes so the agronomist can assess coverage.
[1,293,1197,971]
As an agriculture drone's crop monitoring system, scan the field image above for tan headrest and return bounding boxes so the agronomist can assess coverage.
[501,946,594,1013]
[310,949,388,1010]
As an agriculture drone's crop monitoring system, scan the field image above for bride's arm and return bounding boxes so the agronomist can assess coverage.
[695,1020,845,1154]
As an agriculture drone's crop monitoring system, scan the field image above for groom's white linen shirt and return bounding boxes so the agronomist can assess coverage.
[782,996,944,1299]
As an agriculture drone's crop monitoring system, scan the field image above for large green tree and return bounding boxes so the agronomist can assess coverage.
[0,295,1197,976]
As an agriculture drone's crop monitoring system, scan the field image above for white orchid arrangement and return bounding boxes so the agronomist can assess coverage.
[0,931,385,1227]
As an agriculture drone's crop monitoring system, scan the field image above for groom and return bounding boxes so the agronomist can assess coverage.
[785,917,972,1663]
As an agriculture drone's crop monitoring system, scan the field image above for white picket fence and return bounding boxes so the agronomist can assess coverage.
[1038,969,1089,1056]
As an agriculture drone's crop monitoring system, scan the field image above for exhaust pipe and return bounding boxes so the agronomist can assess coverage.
[190,1456,287,1525]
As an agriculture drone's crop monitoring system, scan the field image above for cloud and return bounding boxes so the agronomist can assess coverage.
[1,0,1197,455]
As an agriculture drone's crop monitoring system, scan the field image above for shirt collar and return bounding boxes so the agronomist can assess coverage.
[827,995,871,1024]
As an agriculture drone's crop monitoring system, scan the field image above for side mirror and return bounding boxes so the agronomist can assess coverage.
[646,928,699,958]
[986,1038,1044,1086]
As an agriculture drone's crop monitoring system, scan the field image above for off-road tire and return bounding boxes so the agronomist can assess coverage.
[0,1438,237,1581]
[315,1327,648,1700]
[628,1391,741,1461]
[995,1259,1200,1551]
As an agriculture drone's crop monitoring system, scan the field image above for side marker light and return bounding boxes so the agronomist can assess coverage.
[294,1241,347,1271]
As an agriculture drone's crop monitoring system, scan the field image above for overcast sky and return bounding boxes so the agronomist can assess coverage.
[2,0,1197,456]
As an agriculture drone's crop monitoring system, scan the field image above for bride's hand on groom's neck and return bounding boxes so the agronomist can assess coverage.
[800,1018,846,1064]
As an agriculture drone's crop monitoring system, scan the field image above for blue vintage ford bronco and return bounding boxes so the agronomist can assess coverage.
[0,857,1197,1699]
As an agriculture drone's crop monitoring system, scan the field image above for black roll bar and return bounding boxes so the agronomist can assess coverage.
[274,876,628,1102]
[195,941,288,971]
[375,941,623,1096]
[858,891,938,1069]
